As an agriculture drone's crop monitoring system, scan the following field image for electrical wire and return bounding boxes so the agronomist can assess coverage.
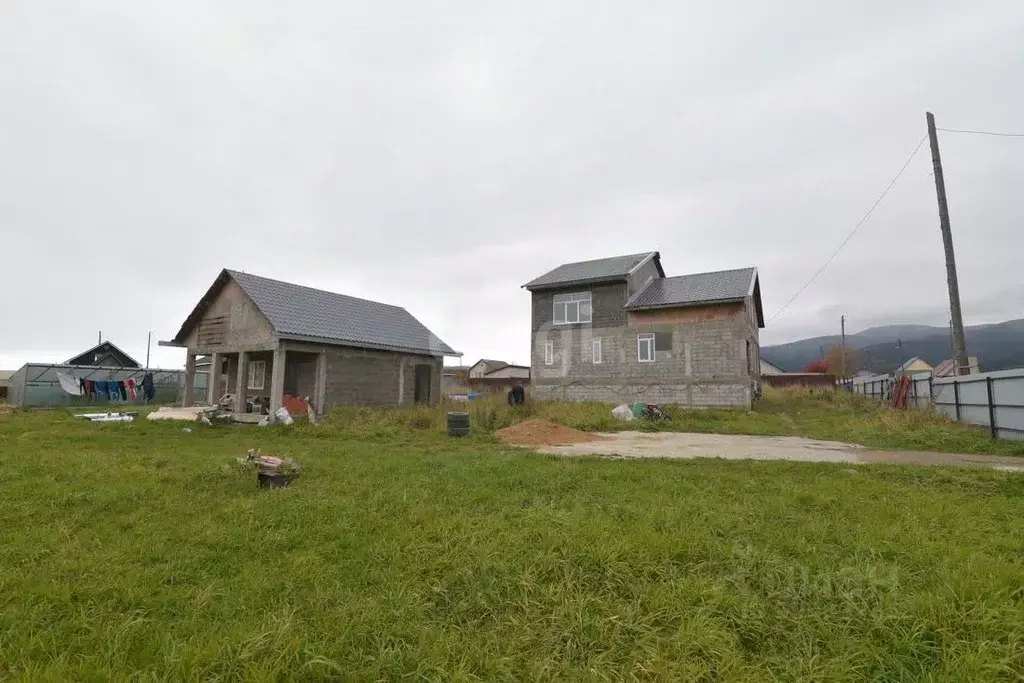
[767,135,928,325]
[936,127,1024,138]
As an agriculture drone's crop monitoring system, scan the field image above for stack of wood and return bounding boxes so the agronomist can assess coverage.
[243,448,299,475]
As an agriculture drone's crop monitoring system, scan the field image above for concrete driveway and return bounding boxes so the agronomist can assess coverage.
[531,431,1024,472]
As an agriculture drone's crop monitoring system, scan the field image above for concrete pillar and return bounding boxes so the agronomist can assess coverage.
[206,352,221,405]
[234,351,248,413]
[183,352,196,407]
[269,345,286,414]
[314,350,327,415]
[397,356,405,404]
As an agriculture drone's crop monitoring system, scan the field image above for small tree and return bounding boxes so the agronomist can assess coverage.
[824,345,859,378]
[804,359,828,373]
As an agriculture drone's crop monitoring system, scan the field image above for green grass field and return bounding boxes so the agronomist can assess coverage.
[1,400,1022,680]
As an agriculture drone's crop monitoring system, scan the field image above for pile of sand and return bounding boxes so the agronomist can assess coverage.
[495,418,601,446]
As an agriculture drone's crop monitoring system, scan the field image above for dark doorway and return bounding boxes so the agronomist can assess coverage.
[414,364,431,403]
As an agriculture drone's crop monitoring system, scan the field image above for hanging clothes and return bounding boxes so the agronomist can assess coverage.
[107,382,121,401]
[57,372,83,396]
[118,381,127,400]
[125,378,138,401]
[93,380,108,398]
[83,379,93,398]
[141,373,156,403]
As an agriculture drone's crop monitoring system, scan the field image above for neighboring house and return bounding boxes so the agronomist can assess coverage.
[933,357,979,377]
[468,359,509,378]
[757,357,837,388]
[484,364,530,380]
[895,357,932,375]
[524,251,763,408]
[442,365,470,392]
[0,369,13,401]
[165,269,459,414]
[65,341,141,368]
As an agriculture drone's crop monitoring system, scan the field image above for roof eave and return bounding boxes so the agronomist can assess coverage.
[278,332,460,358]
[523,275,629,292]
[625,296,746,312]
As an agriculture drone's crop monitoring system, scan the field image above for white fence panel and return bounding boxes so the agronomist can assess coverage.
[932,369,1024,440]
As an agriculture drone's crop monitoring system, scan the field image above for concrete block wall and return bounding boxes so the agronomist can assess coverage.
[323,346,441,408]
[531,315,755,408]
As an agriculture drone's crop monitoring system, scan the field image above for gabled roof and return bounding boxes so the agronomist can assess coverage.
[472,358,508,369]
[523,252,662,290]
[625,267,764,327]
[65,341,141,368]
[896,356,929,372]
[172,269,458,357]
[933,357,979,377]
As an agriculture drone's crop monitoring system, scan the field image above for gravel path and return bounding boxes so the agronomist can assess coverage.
[529,431,1024,471]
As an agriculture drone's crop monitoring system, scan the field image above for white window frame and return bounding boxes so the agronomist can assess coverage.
[592,338,602,364]
[544,340,554,365]
[247,360,266,390]
[553,291,592,325]
[637,333,655,363]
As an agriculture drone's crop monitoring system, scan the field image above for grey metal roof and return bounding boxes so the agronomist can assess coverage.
[170,270,455,356]
[227,270,456,356]
[625,267,757,310]
[524,252,659,290]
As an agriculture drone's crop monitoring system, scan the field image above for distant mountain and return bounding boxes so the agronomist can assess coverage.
[762,319,1024,374]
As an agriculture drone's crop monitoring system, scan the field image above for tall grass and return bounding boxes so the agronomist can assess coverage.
[0,409,1021,679]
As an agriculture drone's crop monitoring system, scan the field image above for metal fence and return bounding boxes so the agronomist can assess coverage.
[4,363,206,408]
[853,368,1024,440]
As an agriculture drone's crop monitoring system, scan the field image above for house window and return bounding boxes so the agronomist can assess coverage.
[553,292,592,324]
[637,334,655,362]
[247,360,266,390]
[592,338,602,364]
[544,341,554,365]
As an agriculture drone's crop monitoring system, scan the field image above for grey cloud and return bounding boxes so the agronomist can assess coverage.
[2,0,1022,370]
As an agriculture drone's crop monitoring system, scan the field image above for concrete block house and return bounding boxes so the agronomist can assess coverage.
[524,252,764,408]
[167,269,458,415]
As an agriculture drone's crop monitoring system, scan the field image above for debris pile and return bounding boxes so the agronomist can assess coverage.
[495,419,601,446]
[240,448,300,476]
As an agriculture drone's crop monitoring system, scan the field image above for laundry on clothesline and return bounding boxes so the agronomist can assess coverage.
[57,373,136,402]
[57,372,84,396]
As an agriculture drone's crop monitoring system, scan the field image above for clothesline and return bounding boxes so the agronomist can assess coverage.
[56,371,156,402]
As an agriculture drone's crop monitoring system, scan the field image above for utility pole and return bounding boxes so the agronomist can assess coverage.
[146,331,152,371]
[840,315,846,380]
[926,112,969,375]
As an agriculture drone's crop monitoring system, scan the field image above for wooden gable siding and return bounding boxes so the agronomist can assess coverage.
[185,279,276,351]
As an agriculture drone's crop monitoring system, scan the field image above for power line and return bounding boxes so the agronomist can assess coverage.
[767,135,928,325]
[936,127,1024,138]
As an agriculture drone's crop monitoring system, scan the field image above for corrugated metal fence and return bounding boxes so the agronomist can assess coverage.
[853,368,1024,440]
[4,363,206,408]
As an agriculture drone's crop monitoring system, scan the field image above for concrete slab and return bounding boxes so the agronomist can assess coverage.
[528,431,1024,472]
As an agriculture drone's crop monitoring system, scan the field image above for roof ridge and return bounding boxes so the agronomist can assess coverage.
[228,269,406,311]
[662,266,756,279]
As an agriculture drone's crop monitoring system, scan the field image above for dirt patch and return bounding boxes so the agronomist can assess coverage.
[496,419,602,446]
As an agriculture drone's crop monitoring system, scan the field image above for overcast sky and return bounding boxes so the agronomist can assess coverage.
[3,1,1023,370]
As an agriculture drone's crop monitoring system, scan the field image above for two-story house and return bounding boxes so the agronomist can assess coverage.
[524,251,764,408]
